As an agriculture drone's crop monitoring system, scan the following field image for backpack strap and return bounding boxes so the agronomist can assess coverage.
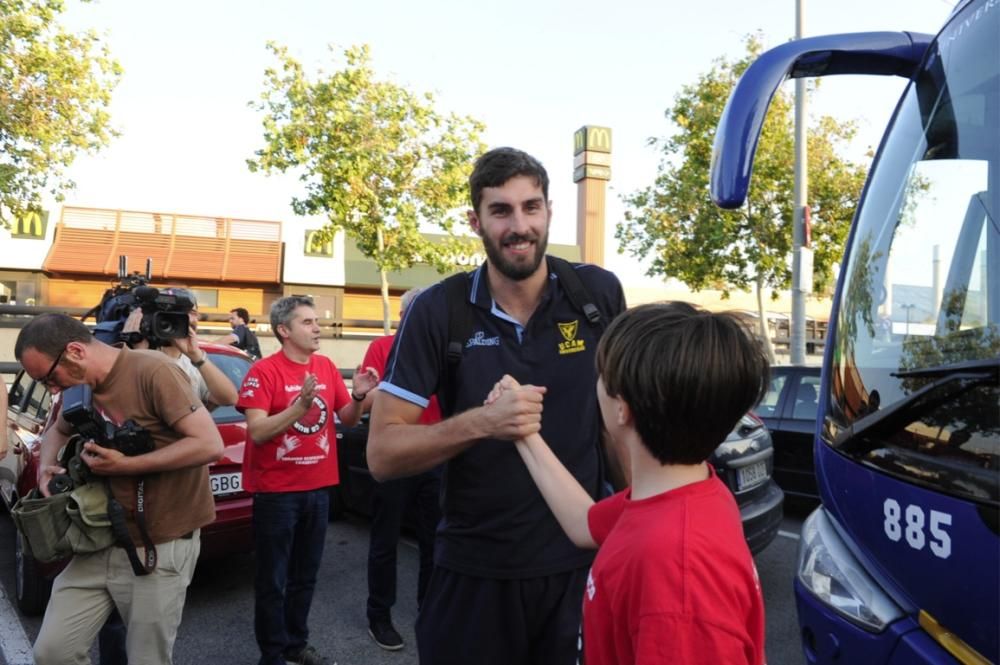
[546,256,602,328]
[441,271,475,415]
[546,257,624,493]
[438,259,603,415]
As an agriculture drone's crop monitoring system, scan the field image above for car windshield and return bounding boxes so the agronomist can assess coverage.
[207,351,251,424]
[827,1,999,505]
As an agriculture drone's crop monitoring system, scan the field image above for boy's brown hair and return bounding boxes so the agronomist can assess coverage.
[595,301,769,465]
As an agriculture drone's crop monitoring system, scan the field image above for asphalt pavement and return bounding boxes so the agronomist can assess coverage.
[0,504,814,665]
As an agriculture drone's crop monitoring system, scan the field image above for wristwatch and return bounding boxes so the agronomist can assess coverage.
[351,391,366,402]
[192,356,207,368]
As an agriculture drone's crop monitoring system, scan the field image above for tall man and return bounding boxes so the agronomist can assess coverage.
[368,147,626,664]
[15,313,224,665]
[359,287,441,651]
[237,296,378,665]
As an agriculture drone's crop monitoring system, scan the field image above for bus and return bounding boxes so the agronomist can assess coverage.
[710,1,998,663]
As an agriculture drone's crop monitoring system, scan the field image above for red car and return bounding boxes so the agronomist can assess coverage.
[1,342,254,615]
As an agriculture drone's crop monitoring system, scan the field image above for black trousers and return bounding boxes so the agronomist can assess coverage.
[252,489,329,665]
[416,566,588,665]
[366,471,441,623]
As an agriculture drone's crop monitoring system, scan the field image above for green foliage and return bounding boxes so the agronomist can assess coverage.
[248,43,486,330]
[0,0,121,227]
[618,35,868,302]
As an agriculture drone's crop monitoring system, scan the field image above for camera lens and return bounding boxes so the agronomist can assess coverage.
[48,474,74,495]
[152,312,190,340]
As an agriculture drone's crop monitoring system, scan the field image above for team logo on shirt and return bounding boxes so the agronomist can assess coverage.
[558,320,586,355]
[276,396,332,463]
[293,395,329,435]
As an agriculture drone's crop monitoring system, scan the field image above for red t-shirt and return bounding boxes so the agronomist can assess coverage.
[237,349,350,493]
[584,467,766,665]
[362,334,441,424]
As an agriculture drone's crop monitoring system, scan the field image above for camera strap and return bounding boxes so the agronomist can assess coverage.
[105,479,157,575]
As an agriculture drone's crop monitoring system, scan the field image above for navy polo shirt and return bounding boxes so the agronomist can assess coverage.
[380,259,626,578]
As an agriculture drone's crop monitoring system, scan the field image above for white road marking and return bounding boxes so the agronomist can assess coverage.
[0,584,33,665]
[778,530,801,541]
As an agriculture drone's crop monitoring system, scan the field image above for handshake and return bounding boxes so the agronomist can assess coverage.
[481,375,547,443]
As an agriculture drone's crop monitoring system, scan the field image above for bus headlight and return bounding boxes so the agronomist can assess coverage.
[797,508,904,632]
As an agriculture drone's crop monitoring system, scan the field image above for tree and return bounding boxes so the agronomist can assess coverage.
[0,0,121,228]
[617,36,867,360]
[248,43,486,333]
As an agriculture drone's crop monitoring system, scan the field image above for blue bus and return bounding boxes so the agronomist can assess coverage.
[710,1,998,663]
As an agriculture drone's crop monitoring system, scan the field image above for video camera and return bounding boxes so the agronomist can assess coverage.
[86,256,193,348]
[47,384,155,495]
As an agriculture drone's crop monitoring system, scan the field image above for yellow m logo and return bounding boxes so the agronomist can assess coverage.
[574,126,612,155]
[304,229,333,257]
[12,209,48,238]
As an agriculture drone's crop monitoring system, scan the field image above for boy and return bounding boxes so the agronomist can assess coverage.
[489,302,769,664]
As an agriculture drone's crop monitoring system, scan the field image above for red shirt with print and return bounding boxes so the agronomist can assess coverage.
[584,467,766,665]
[237,349,350,493]
[362,334,441,424]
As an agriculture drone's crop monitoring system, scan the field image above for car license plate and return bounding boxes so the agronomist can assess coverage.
[210,472,243,497]
[737,462,767,491]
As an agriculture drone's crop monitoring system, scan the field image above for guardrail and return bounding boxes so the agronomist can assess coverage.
[1,361,354,382]
[0,305,397,337]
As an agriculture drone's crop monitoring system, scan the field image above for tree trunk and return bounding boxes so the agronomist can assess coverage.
[377,226,391,335]
[755,274,777,364]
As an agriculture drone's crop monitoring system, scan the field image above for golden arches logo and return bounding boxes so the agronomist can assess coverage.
[304,229,333,257]
[12,209,48,238]
[573,126,612,155]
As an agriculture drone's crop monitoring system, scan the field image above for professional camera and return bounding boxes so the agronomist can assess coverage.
[47,384,155,495]
[61,383,155,457]
[84,256,193,348]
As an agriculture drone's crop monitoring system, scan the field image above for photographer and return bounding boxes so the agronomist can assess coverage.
[121,288,238,409]
[99,289,236,665]
[14,313,224,665]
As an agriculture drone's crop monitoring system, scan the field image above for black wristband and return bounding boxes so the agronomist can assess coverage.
[192,357,207,368]
[351,391,365,402]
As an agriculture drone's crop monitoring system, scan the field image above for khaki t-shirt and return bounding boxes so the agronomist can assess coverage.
[90,347,216,544]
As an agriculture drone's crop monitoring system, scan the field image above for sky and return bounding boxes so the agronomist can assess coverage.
[55,0,954,288]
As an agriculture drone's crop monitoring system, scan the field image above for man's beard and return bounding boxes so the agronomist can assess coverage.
[481,230,549,281]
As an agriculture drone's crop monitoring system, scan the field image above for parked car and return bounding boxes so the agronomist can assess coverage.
[753,364,822,502]
[333,410,785,554]
[0,342,254,615]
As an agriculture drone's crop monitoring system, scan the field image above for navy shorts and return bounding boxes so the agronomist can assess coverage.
[416,565,588,665]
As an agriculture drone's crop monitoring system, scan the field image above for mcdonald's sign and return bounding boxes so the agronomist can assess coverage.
[12,209,49,239]
[573,126,612,156]
[304,229,334,257]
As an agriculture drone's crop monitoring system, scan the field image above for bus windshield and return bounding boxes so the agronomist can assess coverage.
[828,2,999,506]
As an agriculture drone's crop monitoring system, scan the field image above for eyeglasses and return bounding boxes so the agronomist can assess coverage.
[38,347,66,388]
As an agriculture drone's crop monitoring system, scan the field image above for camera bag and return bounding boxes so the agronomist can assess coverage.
[10,447,115,563]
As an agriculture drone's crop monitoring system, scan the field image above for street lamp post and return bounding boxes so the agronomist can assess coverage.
[901,303,916,336]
